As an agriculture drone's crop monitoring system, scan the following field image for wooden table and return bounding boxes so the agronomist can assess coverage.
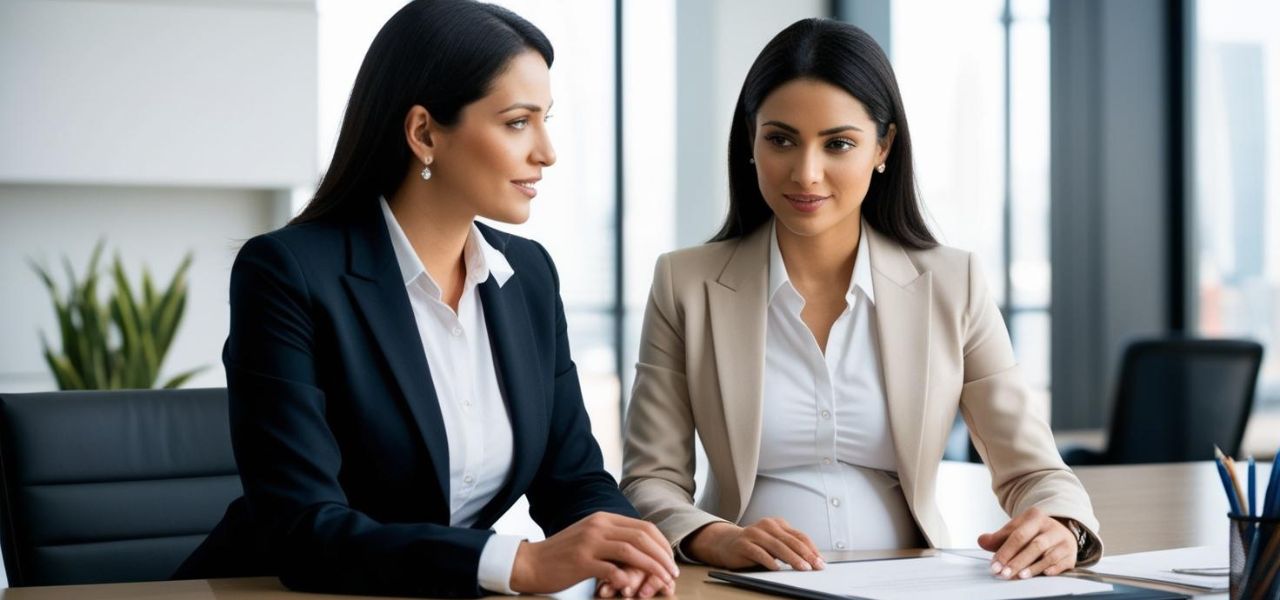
[0,461,1260,599]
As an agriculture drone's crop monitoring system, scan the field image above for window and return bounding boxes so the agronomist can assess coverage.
[1193,0,1280,410]
[892,0,1052,418]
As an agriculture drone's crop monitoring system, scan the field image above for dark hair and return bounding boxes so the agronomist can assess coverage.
[292,0,553,224]
[712,18,936,249]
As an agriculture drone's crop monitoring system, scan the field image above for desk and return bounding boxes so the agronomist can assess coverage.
[0,462,1257,600]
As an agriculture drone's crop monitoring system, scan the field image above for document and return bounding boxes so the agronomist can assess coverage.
[715,553,1114,600]
[1077,545,1228,592]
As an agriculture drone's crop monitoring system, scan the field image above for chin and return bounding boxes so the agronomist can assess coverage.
[483,204,532,225]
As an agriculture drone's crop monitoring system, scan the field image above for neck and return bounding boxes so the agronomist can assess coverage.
[387,178,474,287]
[776,212,862,287]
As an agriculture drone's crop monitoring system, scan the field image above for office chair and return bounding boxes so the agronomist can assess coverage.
[0,388,241,586]
[1061,338,1263,465]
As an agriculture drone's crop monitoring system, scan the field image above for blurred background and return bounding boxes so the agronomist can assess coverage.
[2,0,1279,566]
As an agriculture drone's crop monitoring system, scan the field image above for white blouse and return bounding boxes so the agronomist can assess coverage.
[739,222,924,551]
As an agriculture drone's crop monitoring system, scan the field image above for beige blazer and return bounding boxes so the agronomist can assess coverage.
[621,219,1102,564]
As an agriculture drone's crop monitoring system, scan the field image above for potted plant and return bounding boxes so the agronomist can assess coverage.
[29,241,206,390]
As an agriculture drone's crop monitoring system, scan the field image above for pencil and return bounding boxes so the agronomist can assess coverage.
[1216,446,1244,516]
[1226,455,1249,517]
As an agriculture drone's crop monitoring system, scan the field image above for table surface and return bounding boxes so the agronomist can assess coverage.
[0,461,1261,600]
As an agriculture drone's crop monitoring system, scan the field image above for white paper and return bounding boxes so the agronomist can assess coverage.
[728,553,1114,600]
[1081,545,1228,592]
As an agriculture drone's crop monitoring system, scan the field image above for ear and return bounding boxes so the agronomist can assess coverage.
[404,105,436,164]
[876,122,898,166]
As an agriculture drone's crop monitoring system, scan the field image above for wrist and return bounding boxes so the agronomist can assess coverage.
[509,540,536,593]
[685,522,737,564]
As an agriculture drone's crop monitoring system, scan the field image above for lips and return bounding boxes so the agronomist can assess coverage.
[783,193,830,213]
[511,177,540,198]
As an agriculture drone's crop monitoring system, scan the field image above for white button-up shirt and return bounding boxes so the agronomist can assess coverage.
[739,222,923,551]
[380,198,523,594]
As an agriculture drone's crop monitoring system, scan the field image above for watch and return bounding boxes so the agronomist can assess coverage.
[1061,518,1089,560]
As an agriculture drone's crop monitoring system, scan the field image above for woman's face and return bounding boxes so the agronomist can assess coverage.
[752,77,893,240]
[425,50,556,224]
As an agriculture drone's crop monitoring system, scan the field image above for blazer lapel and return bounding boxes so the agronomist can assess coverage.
[471,261,548,527]
[340,204,451,510]
[865,222,933,507]
[706,224,771,519]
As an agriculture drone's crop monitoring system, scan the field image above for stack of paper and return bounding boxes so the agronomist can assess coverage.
[1079,545,1228,592]
[721,553,1114,600]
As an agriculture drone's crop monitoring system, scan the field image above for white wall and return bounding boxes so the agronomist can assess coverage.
[0,0,317,188]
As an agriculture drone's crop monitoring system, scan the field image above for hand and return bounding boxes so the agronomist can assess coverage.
[510,512,679,594]
[595,566,674,598]
[685,518,824,571]
[978,507,1078,579]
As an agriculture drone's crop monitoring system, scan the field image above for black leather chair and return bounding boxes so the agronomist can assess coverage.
[1062,338,1263,465]
[0,388,241,586]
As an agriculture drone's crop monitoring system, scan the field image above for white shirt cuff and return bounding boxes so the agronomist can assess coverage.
[477,534,526,595]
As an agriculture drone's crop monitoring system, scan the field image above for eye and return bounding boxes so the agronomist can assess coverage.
[765,134,794,148]
[826,138,855,152]
[507,117,530,130]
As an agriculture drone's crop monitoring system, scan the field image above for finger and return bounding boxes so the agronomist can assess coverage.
[743,541,783,571]
[597,583,615,598]
[991,521,1043,576]
[753,528,814,571]
[979,517,1021,551]
[1004,533,1059,580]
[599,541,675,587]
[638,573,668,598]
[1043,552,1077,576]
[780,524,824,566]
[607,526,680,578]
[1024,545,1073,579]
[589,561,631,595]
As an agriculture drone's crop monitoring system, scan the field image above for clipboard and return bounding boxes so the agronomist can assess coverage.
[707,569,1191,600]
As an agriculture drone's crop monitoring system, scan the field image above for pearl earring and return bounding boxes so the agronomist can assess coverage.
[876,163,886,173]
[749,158,756,165]
[420,156,434,181]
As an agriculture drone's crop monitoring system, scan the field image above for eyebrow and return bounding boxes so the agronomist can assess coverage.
[761,120,863,135]
[499,100,554,114]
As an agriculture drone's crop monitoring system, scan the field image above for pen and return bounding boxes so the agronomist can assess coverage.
[1265,448,1280,518]
[1169,567,1229,577]
[1248,456,1256,518]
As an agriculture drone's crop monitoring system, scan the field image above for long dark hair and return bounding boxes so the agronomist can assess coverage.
[712,18,936,249]
[292,0,553,225]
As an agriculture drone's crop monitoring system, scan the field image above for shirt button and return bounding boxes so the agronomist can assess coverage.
[822,457,832,465]
[464,475,475,484]
[835,541,846,549]
[821,410,831,419]
[451,327,462,336]
[830,497,841,507]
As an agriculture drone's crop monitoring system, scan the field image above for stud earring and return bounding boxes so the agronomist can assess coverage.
[749,158,756,165]
[876,163,886,173]
[420,156,434,181]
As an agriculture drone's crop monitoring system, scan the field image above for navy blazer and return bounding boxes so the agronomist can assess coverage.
[174,201,636,597]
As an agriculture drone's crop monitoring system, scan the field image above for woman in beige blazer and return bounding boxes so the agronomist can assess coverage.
[620,18,1101,594]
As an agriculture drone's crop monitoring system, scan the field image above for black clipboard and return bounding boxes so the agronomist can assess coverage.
[708,570,1191,600]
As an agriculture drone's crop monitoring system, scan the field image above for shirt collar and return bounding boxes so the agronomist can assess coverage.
[767,219,876,306]
[378,197,514,293]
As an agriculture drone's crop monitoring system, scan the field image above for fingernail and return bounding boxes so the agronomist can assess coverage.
[990,562,1003,574]
[1001,567,1012,578]
[640,586,653,598]
[816,557,827,569]
[1019,569,1031,579]
[623,587,633,597]
[800,561,812,571]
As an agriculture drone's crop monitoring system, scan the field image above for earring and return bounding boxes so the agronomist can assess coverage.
[420,156,434,181]
[876,163,886,173]
[749,158,756,165]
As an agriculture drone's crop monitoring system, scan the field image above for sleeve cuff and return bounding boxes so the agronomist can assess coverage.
[477,534,526,595]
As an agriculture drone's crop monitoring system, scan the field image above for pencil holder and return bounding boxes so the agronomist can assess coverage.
[1229,514,1280,600]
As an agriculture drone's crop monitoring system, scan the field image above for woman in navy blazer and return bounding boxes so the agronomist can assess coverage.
[174,1,677,597]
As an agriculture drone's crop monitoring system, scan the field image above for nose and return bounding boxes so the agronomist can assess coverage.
[790,147,821,186]
[533,127,556,167]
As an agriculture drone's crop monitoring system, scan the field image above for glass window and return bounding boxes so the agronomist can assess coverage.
[1194,0,1280,410]
[892,0,1052,414]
